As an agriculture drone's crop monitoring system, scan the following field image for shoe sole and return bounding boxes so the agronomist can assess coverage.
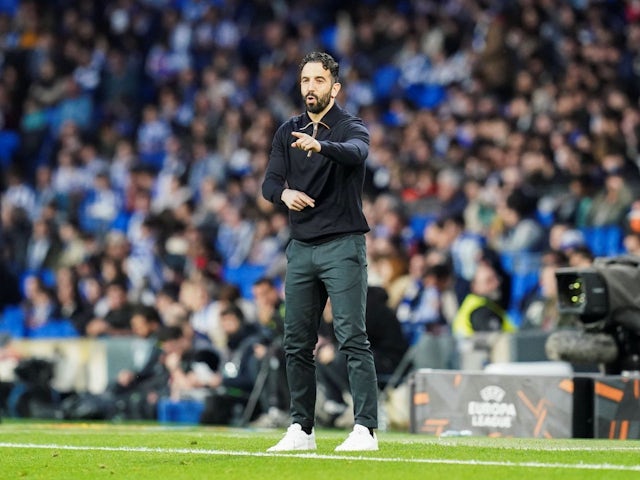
[267,447,317,452]
[334,447,378,452]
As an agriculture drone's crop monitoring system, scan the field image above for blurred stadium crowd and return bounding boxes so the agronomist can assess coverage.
[2,0,640,423]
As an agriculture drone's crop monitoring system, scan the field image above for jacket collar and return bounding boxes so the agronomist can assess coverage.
[299,103,343,132]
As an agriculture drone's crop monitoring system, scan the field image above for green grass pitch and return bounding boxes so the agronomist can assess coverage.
[0,420,639,480]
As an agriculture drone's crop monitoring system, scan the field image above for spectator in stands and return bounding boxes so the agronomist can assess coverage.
[197,305,261,425]
[85,277,134,337]
[246,212,288,274]
[586,169,634,227]
[178,276,220,349]
[136,104,171,168]
[62,305,166,421]
[23,217,61,274]
[423,214,485,303]
[433,168,468,221]
[368,250,411,311]
[215,201,255,269]
[553,174,595,228]
[27,58,66,109]
[108,304,166,419]
[398,262,457,345]
[51,148,86,209]
[53,266,92,335]
[21,274,56,332]
[56,219,87,268]
[2,167,36,220]
[395,252,427,337]
[567,245,595,268]
[452,262,516,337]
[492,188,546,253]
[80,171,122,236]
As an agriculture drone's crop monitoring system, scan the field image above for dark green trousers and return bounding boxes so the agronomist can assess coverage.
[283,234,378,430]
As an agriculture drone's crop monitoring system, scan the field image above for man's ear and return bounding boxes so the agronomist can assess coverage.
[331,82,341,98]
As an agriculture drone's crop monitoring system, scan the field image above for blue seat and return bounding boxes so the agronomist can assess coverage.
[27,318,79,339]
[0,305,25,338]
[110,210,131,233]
[372,65,401,100]
[157,398,204,424]
[509,271,539,324]
[0,130,20,167]
[404,84,446,109]
[408,214,435,241]
[0,0,18,15]
[604,225,624,255]
[319,25,337,52]
[581,225,624,256]
[222,263,267,299]
[40,268,56,289]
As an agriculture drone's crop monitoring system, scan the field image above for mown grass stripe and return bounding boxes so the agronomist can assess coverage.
[0,442,638,472]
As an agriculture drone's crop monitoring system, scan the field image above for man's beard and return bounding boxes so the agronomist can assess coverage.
[305,90,332,114]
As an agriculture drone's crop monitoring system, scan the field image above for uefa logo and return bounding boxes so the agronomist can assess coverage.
[479,385,506,403]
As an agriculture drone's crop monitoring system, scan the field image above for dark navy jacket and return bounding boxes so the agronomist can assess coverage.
[262,103,370,243]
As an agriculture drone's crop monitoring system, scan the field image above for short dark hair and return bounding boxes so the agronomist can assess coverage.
[157,325,183,342]
[220,304,245,323]
[132,304,162,325]
[299,51,339,83]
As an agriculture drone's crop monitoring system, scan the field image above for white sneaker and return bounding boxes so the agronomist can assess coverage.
[267,424,317,452]
[335,424,378,452]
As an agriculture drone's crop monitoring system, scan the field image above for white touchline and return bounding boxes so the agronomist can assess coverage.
[0,443,639,472]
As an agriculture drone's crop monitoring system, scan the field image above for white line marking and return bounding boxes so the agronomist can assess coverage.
[0,442,639,472]
[432,440,640,452]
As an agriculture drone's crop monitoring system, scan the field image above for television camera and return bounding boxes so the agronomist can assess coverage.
[546,255,640,374]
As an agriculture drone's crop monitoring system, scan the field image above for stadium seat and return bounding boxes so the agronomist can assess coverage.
[372,65,401,100]
[581,225,624,257]
[0,0,18,15]
[0,130,20,168]
[222,263,267,299]
[0,304,25,338]
[27,318,79,339]
[404,84,446,109]
[408,213,435,242]
[157,398,204,424]
[319,25,337,52]
[604,225,624,255]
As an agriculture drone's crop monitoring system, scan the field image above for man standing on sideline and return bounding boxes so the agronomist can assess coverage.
[262,51,379,452]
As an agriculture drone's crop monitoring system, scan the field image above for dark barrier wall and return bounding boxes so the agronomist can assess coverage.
[411,370,640,439]
[411,370,575,438]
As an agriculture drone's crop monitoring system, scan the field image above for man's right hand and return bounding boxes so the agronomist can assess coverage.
[281,188,315,211]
